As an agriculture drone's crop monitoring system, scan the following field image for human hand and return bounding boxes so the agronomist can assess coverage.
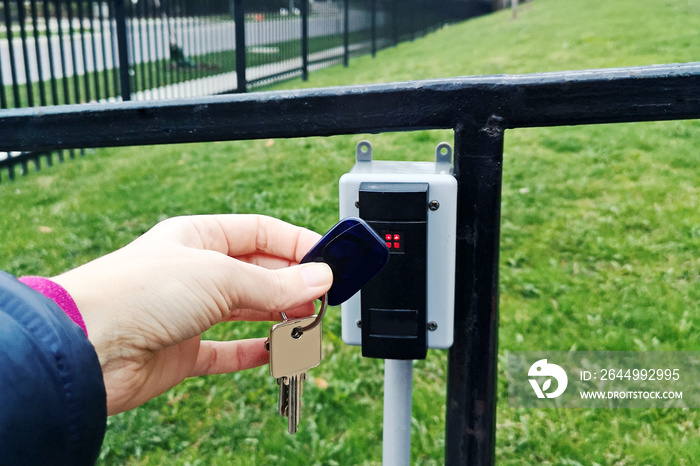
[52,215,333,415]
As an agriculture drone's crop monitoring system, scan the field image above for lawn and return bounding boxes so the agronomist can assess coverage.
[1,0,699,464]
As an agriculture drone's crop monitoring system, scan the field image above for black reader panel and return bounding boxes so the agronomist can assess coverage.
[358,182,428,360]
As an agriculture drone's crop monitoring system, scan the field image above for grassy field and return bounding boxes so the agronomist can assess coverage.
[2,0,699,464]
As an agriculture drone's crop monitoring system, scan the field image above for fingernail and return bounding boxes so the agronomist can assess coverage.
[301,263,333,288]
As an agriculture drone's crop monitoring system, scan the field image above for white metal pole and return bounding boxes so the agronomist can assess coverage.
[382,359,414,466]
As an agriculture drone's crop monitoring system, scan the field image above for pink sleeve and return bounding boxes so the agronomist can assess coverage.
[18,276,88,338]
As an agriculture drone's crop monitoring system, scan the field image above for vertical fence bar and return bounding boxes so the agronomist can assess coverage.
[166,0,177,97]
[157,0,167,98]
[76,0,91,102]
[88,0,102,101]
[97,0,111,99]
[126,0,136,96]
[184,0,192,95]
[184,0,194,95]
[370,0,376,57]
[301,0,308,81]
[3,0,21,107]
[0,1,7,108]
[54,0,69,106]
[114,0,131,100]
[180,0,187,96]
[391,0,398,45]
[152,0,160,97]
[65,0,81,104]
[343,0,349,66]
[196,3,204,95]
[200,2,207,95]
[409,0,415,41]
[147,0,158,98]
[42,0,58,105]
[172,0,180,95]
[51,0,66,162]
[66,0,80,158]
[30,0,48,168]
[139,0,151,98]
[233,0,245,92]
[446,120,503,466]
[0,15,6,109]
[148,0,157,96]
[108,1,121,100]
[133,1,145,97]
[16,0,33,107]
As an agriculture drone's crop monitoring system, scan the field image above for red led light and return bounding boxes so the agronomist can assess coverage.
[382,231,404,251]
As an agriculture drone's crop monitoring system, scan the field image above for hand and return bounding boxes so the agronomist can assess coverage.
[52,215,333,415]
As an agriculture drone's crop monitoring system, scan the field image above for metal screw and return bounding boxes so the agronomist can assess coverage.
[355,200,359,208]
[356,319,362,328]
[427,321,438,331]
[429,200,440,211]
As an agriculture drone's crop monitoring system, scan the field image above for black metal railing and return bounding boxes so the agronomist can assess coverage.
[1,61,698,464]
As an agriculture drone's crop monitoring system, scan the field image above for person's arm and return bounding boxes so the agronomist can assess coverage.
[1,214,331,463]
[52,214,333,415]
[0,272,106,465]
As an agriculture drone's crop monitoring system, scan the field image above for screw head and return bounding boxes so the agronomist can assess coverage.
[356,319,362,328]
[427,321,438,331]
[429,200,440,211]
[354,200,359,208]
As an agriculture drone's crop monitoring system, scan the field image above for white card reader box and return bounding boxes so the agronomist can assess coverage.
[339,141,457,357]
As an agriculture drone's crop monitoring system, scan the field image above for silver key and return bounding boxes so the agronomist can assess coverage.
[268,315,322,434]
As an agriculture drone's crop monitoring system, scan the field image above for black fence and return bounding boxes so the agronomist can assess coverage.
[0,0,477,105]
[1,61,698,464]
[0,0,478,177]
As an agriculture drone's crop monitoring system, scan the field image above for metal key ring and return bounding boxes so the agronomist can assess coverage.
[291,293,328,339]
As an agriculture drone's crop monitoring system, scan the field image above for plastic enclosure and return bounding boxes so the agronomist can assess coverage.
[339,141,457,353]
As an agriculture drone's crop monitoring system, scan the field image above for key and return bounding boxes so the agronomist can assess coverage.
[268,315,322,434]
[277,377,288,417]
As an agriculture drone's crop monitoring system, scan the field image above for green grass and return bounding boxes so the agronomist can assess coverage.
[2,0,699,464]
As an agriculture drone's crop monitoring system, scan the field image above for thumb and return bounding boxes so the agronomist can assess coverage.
[225,261,333,315]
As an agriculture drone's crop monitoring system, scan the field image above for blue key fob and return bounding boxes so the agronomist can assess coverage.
[301,217,389,306]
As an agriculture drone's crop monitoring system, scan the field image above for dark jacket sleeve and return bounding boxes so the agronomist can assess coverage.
[0,271,106,465]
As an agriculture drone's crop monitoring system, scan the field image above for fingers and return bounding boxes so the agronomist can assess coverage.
[190,338,269,377]
[223,301,317,322]
[236,252,296,270]
[156,215,322,263]
[213,214,322,261]
[221,260,333,315]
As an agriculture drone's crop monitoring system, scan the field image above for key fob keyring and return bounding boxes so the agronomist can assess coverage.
[300,217,389,307]
[290,293,328,338]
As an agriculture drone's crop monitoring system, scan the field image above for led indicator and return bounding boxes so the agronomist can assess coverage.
[381,230,404,253]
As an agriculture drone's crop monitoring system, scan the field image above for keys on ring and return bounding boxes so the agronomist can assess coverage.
[265,218,389,434]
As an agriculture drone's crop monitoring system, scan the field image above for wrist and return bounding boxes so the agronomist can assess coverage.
[49,272,123,370]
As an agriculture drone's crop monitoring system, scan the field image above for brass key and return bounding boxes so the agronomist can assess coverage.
[268,315,322,434]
